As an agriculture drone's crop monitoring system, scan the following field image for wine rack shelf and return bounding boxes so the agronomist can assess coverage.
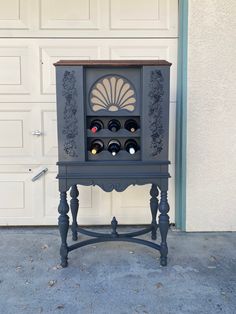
[55,60,171,268]
[87,129,141,138]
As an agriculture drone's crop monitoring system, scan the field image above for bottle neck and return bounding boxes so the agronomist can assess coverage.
[90,120,103,133]
[128,147,136,155]
[125,119,138,132]
[108,120,121,132]
[90,140,103,154]
[125,139,138,154]
[108,140,120,156]
[91,126,98,133]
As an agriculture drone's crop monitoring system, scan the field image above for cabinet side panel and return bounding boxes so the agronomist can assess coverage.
[141,66,170,161]
[55,66,85,162]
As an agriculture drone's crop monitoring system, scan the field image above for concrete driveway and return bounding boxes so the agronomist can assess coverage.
[0,227,235,314]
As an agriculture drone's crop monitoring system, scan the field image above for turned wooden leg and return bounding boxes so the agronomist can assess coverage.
[70,185,79,241]
[58,191,69,267]
[150,184,159,240]
[158,190,170,266]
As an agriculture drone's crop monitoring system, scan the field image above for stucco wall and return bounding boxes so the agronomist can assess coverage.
[186,0,236,231]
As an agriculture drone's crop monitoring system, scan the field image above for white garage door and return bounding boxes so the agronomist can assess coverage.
[0,0,178,225]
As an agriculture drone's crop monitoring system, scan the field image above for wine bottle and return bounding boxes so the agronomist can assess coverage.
[108,119,121,132]
[125,139,139,155]
[90,119,103,133]
[89,139,104,155]
[124,119,138,133]
[108,139,121,156]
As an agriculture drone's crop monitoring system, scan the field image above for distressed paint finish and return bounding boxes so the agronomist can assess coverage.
[187,0,236,231]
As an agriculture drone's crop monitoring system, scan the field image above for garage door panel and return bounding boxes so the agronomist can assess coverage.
[0,47,30,95]
[41,110,57,158]
[0,111,32,157]
[112,185,151,224]
[76,185,112,225]
[0,104,58,165]
[0,173,33,220]
[0,0,30,29]
[110,0,176,30]
[112,180,175,225]
[40,0,100,30]
[42,171,65,220]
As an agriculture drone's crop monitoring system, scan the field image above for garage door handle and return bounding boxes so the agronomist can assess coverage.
[32,130,42,136]
[31,168,48,182]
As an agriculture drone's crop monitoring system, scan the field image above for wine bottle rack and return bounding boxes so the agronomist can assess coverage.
[87,128,141,138]
[55,60,171,268]
[86,116,141,161]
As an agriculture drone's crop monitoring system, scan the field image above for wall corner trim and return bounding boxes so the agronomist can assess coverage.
[175,0,188,231]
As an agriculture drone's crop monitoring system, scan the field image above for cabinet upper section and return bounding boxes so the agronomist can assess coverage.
[55,60,171,163]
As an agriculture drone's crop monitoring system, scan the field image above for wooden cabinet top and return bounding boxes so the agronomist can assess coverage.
[54,60,171,67]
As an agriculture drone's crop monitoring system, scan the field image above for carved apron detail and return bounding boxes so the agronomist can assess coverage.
[148,70,164,156]
[62,70,78,157]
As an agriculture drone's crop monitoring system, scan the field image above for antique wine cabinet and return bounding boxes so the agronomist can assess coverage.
[54,60,171,267]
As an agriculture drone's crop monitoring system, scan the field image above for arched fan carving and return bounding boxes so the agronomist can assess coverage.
[90,76,136,112]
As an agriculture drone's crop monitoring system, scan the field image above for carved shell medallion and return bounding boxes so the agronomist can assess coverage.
[90,76,136,112]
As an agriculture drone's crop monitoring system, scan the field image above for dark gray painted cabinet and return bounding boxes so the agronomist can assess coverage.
[54,60,171,267]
